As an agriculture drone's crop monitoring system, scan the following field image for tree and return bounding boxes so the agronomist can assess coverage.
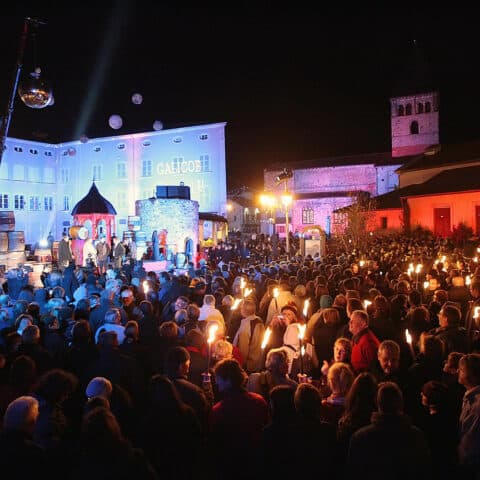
[451,222,474,248]
[333,191,377,252]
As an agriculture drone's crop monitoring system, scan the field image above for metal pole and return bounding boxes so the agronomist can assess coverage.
[0,17,45,166]
[284,181,290,258]
[0,19,31,166]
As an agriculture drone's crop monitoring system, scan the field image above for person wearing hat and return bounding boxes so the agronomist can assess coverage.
[119,288,143,323]
[188,278,206,307]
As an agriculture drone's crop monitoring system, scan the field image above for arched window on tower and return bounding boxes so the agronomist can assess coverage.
[405,104,412,115]
[398,105,404,116]
[425,101,431,113]
[410,121,419,134]
[417,102,424,114]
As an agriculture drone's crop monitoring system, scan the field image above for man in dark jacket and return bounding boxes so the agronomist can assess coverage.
[347,381,431,479]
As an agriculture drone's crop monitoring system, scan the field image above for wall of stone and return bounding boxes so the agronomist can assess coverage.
[136,198,199,254]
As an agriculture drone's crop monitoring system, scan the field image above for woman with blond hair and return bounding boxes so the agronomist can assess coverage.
[320,361,355,426]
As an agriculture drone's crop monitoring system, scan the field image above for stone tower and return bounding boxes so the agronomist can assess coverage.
[390,91,439,157]
[389,40,439,158]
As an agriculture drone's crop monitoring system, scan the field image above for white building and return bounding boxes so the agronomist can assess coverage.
[0,122,227,247]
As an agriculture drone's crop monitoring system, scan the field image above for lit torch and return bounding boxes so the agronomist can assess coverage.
[143,281,149,295]
[303,299,310,319]
[298,323,306,375]
[273,287,280,312]
[231,298,242,311]
[206,323,219,372]
[261,327,272,350]
[405,328,415,359]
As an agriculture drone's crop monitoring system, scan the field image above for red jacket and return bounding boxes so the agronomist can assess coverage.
[351,328,380,373]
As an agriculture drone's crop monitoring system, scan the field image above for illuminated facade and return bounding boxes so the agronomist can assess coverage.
[0,122,227,246]
[263,90,439,237]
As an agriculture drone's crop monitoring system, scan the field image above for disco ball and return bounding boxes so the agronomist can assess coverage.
[108,114,123,130]
[153,120,163,131]
[17,68,53,109]
[131,93,143,105]
[79,135,89,144]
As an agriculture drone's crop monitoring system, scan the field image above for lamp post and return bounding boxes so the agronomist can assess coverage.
[0,17,52,166]
[274,168,294,259]
[281,189,292,258]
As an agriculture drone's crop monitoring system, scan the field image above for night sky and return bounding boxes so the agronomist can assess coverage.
[1,4,480,192]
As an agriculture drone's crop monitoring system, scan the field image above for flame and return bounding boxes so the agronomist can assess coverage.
[359,260,365,267]
[303,299,310,317]
[261,327,272,349]
[231,298,242,311]
[405,329,412,345]
[474,307,480,320]
[415,264,422,273]
[297,323,306,340]
[423,281,429,289]
[207,324,219,345]
[143,281,149,294]
[240,277,246,290]
[363,300,372,309]
[466,275,471,286]
[300,345,305,357]
[244,288,252,298]
[273,287,279,298]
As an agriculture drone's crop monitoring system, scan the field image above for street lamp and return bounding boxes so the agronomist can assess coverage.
[0,17,53,166]
[281,192,292,257]
[275,168,294,258]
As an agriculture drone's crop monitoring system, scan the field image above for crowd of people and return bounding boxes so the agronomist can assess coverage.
[0,231,479,479]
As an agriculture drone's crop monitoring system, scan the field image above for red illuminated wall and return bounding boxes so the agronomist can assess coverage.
[407,191,480,236]
[370,209,404,232]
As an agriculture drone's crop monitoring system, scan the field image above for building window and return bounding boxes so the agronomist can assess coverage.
[199,134,208,140]
[172,157,183,173]
[417,102,424,114]
[142,140,151,147]
[29,196,40,211]
[142,159,152,177]
[200,154,210,171]
[405,103,412,115]
[29,149,38,155]
[398,105,404,116]
[44,151,53,157]
[94,146,101,152]
[117,162,127,178]
[425,101,431,113]
[410,121,419,134]
[44,196,53,211]
[63,196,70,211]
[93,164,103,181]
[302,208,314,224]
[60,168,69,184]
[173,136,182,143]
[117,143,126,150]
[0,194,8,209]
[380,217,388,229]
[14,146,23,153]
[14,195,25,210]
